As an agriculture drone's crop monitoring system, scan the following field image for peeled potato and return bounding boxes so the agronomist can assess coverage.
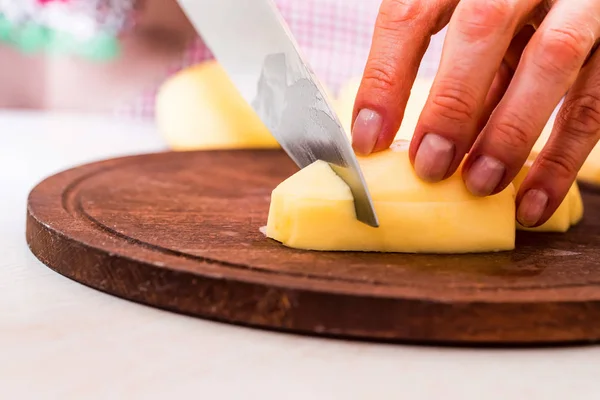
[266,140,516,253]
[155,60,279,150]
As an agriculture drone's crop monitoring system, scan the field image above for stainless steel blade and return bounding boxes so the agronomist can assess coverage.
[177,0,379,227]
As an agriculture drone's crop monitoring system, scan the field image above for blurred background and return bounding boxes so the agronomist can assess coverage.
[0,0,444,121]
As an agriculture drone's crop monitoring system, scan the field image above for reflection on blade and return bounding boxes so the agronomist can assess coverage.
[177,0,378,226]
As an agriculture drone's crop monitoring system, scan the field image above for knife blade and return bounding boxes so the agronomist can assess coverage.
[177,0,379,227]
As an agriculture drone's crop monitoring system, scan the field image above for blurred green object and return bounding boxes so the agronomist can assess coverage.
[46,30,77,55]
[15,23,49,53]
[0,15,13,41]
[0,16,120,61]
[77,33,120,60]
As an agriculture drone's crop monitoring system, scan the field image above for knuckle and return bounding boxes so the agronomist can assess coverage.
[490,116,534,150]
[429,80,479,122]
[559,93,600,139]
[531,26,594,75]
[456,0,515,39]
[362,58,398,92]
[378,0,426,29]
[536,151,580,181]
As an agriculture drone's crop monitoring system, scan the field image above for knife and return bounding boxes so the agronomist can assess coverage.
[177,0,379,227]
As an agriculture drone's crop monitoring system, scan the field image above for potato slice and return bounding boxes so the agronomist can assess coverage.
[266,141,516,253]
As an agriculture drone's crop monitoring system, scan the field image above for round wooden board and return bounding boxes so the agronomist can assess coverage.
[26,149,600,345]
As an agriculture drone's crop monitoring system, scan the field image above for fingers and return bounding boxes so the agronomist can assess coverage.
[516,46,600,227]
[351,0,459,156]
[477,26,535,132]
[462,0,600,198]
[409,0,540,182]
[477,62,514,133]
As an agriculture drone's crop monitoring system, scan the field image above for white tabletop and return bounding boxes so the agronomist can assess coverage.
[2,110,600,399]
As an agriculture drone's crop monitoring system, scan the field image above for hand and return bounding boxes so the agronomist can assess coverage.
[351,0,600,227]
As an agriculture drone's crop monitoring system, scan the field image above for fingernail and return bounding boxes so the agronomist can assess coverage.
[465,155,505,196]
[352,109,382,156]
[517,189,549,227]
[414,133,455,182]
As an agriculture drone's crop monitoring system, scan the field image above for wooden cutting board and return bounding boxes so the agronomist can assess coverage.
[26,149,600,345]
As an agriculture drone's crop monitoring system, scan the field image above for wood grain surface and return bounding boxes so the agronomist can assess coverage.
[25,149,600,345]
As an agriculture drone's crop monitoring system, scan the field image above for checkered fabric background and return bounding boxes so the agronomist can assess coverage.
[117,0,447,119]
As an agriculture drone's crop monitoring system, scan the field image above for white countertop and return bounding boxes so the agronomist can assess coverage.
[2,110,600,399]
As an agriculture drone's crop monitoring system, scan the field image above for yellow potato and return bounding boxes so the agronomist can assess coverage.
[267,140,516,253]
[155,60,279,150]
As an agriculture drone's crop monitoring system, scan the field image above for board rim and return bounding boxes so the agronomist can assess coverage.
[25,149,600,345]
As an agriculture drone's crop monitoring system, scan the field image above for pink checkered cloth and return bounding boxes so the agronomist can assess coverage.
[117,0,446,119]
